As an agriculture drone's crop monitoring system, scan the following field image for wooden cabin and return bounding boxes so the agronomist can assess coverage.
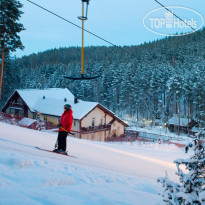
[2,88,128,141]
[166,114,197,134]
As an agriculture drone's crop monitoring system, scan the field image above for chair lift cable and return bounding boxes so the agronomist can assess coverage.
[154,0,205,40]
[25,0,205,60]
[25,0,136,59]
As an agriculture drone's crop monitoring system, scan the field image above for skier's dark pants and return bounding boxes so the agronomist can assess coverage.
[58,131,68,151]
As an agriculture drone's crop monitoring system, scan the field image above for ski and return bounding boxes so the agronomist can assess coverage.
[35,146,76,158]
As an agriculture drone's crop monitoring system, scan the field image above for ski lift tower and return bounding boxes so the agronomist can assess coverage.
[65,0,101,80]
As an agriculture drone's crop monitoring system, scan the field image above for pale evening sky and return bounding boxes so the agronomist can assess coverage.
[14,0,205,57]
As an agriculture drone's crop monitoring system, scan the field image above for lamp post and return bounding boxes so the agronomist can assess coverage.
[164,123,167,135]
[160,126,162,136]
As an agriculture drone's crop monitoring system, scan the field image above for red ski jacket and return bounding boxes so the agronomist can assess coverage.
[59,109,73,132]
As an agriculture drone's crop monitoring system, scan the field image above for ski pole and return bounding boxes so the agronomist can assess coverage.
[34,109,74,135]
[54,138,58,149]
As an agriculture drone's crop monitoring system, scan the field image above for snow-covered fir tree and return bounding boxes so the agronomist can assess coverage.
[1,28,205,126]
[157,129,205,204]
[36,113,46,131]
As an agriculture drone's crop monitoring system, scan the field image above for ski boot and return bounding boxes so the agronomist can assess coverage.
[56,149,67,154]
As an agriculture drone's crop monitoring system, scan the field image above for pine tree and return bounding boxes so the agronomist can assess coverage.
[36,113,46,131]
[1,53,13,102]
[0,0,24,99]
[157,129,205,204]
[193,67,205,128]
[1,28,205,123]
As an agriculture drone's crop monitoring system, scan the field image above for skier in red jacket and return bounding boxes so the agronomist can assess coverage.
[54,104,73,154]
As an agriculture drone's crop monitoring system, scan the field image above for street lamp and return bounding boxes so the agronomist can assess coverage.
[164,123,167,135]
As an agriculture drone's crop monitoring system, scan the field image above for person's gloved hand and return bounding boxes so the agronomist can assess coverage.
[57,124,62,128]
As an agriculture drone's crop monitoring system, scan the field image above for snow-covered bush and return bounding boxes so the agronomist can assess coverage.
[157,129,205,205]
[11,116,17,125]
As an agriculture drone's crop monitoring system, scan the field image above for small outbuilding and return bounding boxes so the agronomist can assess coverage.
[166,114,197,134]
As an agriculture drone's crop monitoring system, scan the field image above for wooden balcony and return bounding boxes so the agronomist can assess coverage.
[9,102,24,110]
[81,124,111,133]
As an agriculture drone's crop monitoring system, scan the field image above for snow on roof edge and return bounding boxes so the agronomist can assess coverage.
[1,90,17,112]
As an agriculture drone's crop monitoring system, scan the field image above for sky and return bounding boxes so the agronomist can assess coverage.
[14,0,205,57]
[0,121,191,204]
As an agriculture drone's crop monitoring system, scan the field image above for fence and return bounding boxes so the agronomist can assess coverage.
[105,129,185,148]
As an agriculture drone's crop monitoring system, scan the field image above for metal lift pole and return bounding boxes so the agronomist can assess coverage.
[64,0,101,80]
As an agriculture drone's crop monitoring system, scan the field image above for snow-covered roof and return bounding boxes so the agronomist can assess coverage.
[8,88,127,124]
[18,118,37,127]
[13,88,97,119]
[191,126,201,133]
[167,116,191,126]
[16,88,74,112]
[34,98,98,119]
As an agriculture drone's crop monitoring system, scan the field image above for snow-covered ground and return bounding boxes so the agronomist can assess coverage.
[0,122,191,205]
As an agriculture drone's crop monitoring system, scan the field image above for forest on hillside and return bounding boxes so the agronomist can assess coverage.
[1,28,205,127]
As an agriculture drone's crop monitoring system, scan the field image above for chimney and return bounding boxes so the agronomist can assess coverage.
[74,97,78,104]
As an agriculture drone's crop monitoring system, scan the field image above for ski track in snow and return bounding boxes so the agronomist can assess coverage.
[80,140,176,168]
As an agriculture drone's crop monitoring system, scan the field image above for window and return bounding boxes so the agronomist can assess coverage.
[92,118,95,127]
[10,108,14,114]
[19,110,24,117]
[14,109,24,117]
[74,120,76,127]
[112,130,117,137]
[100,118,103,126]
[17,98,23,105]
[33,112,37,119]
[44,116,47,122]
[117,126,120,136]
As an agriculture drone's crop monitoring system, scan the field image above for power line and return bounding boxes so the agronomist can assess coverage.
[25,0,136,58]
[154,0,205,39]
[25,0,205,59]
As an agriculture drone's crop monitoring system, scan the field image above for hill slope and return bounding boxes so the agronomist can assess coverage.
[0,122,188,204]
